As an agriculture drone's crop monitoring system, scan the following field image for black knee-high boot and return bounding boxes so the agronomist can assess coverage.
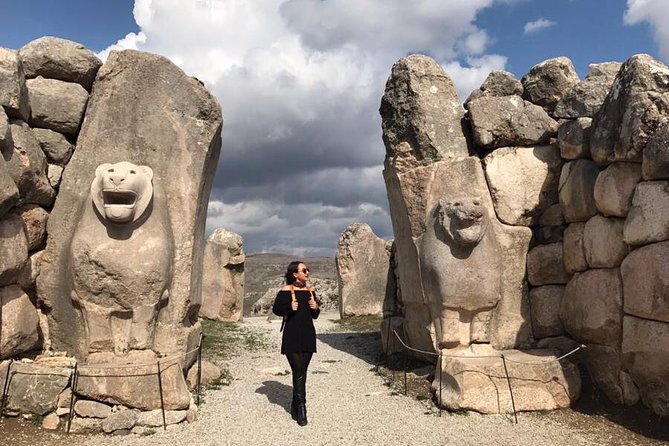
[287,352,312,426]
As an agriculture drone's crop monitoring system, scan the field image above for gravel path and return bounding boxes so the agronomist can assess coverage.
[2,312,665,445]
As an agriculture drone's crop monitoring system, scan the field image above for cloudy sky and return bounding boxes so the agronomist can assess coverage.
[3,0,666,256]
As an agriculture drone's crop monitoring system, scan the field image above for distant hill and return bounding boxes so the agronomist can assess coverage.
[243,253,337,316]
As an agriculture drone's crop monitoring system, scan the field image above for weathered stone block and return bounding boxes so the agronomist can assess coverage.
[0,48,30,120]
[336,223,390,317]
[0,154,19,218]
[583,344,638,406]
[594,162,642,217]
[0,285,40,358]
[554,62,620,118]
[468,95,558,149]
[74,400,112,418]
[527,243,568,286]
[530,285,565,338]
[200,228,244,322]
[380,54,469,162]
[47,163,63,188]
[31,127,73,164]
[5,120,55,206]
[521,56,580,113]
[558,159,600,222]
[643,120,669,180]
[0,213,28,286]
[621,240,669,322]
[464,70,522,107]
[557,118,591,160]
[26,77,88,135]
[15,204,48,252]
[186,359,222,389]
[483,145,562,226]
[432,345,581,413]
[3,361,71,415]
[560,268,622,346]
[562,222,587,274]
[102,409,138,433]
[623,181,669,245]
[18,36,102,91]
[622,316,669,416]
[583,215,628,268]
[591,54,669,165]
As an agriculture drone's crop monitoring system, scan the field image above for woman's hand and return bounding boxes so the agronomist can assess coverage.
[291,300,298,311]
[308,297,318,310]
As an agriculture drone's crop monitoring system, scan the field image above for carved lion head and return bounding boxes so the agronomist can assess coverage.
[437,196,488,246]
[91,162,154,223]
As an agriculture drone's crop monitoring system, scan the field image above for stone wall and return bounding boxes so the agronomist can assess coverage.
[380,53,669,415]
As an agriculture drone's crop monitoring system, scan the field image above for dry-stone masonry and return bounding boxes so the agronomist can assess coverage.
[380,52,669,416]
[200,228,245,322]
[336,223,393,317]
[0,36,222,433]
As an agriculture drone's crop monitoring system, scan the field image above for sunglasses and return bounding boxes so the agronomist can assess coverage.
[300,268,310,274]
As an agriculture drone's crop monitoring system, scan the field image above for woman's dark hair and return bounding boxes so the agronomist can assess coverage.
[284,260,303,285]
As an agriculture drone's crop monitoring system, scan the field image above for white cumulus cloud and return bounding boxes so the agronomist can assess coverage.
[98,0,514,255]
[523,18,556,35]
[625,0,669,62]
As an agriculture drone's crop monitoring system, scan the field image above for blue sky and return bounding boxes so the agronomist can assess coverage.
[2,1,665,256]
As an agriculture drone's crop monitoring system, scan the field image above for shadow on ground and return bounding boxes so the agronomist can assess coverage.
[316,331,384,365]
[256,380,292,415]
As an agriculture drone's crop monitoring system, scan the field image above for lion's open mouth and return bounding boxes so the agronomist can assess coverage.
[102,190,138,207]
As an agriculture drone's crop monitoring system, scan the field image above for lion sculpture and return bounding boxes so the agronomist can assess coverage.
[419,195,502,349]
[70,161,173,355]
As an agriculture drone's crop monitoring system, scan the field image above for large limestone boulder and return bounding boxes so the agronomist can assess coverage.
[527,243,568,286]
[621,241,669,322]
[0,155,19,218]
[591,54,669,165]
[464,70,523,107]
[0,213,28,286]
[0,285,40,358]
[31,127,73,164]
[562,222,587,274]
[554,62,620,118]
[0,48,30,120]
[557,118,591,160]
[37,49,222,360]
[76,351,191,410]
[2,361,71,415]
[558,159,600,223]
[530,285,565,338]
[5,120,56,206]
[15,204,49,252]
[623,181,669,246]
[336,223,390,317]
[432,345,581,413]
[0,106,12,153]
[380,54,469,162]
[583,215,628,268]
[26,77,88,135]
[19,36,102,91]
[593,162,642,217]
[200,228,245,322]
[643,120,669,180]
[521,57,580,113]
[482,145,562,226]
[584,344,639,406]
[560,268,622,346]
[467,95,558,149]
[622,316,669,415]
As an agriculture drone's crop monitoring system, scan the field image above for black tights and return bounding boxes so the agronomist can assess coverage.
[286,352,313,403]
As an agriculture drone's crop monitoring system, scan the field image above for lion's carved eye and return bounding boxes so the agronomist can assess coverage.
[107,168,114,173]
[130,170,136,174]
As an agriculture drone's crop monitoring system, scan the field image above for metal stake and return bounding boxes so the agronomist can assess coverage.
[438,354,442,417]
[1,360,13,418]
[404,350,409,396]
[500,354,518,424]
[196,332,203,406]
[67,365,79,434]
[157,361,167,430]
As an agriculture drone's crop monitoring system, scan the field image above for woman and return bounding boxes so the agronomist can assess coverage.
[272,260,320,426]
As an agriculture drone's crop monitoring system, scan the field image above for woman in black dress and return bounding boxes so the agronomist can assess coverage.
[272,260,320,426]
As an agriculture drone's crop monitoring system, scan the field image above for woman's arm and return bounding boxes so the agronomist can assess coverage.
[272,291,293,316]
[310,292,321,319]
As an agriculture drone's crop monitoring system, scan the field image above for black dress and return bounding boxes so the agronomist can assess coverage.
[272,289,320,354]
